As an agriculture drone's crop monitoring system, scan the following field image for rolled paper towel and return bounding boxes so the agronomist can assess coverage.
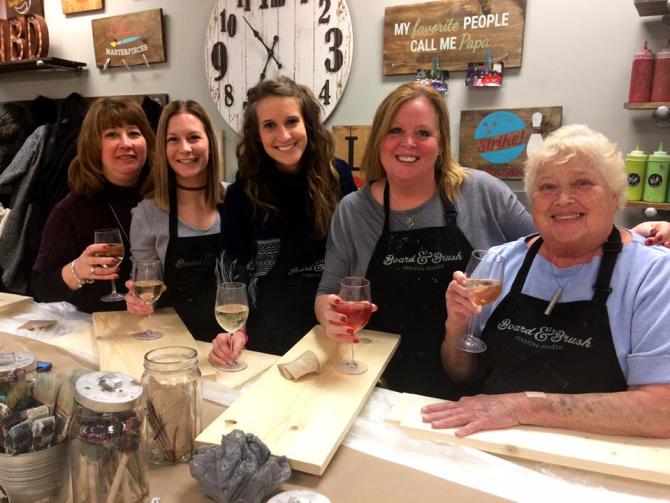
[277,351,320,381]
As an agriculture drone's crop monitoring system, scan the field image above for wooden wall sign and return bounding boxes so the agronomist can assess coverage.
[0,0,44,19]
[62,0,103,15]
[459,106,562,179]
[383,0,526,75]
[0,13,48,62]
[91,8,166,68]
[333,125,371,188]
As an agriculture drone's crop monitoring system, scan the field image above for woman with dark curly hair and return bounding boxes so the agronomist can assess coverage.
[210,76,356,362]
[32,97,155,313]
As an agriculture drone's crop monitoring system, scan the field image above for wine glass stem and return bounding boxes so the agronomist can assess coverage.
[467,313,478,338]
[350,342,355,364]
[110,279,118,295]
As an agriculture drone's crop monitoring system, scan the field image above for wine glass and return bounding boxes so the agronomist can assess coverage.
[457,250,505,353]
[131,260,165,340]
[94,228,125,302]
[214,282,249,372]
[335,277,372,375]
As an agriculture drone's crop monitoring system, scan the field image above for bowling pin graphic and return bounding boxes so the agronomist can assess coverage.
[526,112,544,157]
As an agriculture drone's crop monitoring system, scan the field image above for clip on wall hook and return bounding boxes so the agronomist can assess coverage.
[121,58,131,71]
[142,53,151,68]
[103,57,111,70]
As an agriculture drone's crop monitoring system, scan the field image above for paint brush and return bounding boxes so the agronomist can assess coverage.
[5,419,32,455]
[32,373,60,414]
[5,380,34,412]
[31,415,55,451]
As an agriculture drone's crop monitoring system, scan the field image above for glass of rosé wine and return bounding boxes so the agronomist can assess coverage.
[335,276,372,375]
[458,249,505,353]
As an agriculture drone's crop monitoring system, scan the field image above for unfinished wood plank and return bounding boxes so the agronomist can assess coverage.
[44,327,97,358]
[392,393,670,485]
[197,325,400,475]
[0,292,32,314]
[196,340,279,389]
[93,308,216,380]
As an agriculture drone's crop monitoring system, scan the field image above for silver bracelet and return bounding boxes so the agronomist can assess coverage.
[70,259,93,289]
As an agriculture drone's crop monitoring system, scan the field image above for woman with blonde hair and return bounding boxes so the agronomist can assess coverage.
[128,100,226,343]
[210,76,356,362]
[33,96,154,313]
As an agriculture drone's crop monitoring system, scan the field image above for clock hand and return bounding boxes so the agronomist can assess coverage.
[260,36,281,80]
[243,17,282,68]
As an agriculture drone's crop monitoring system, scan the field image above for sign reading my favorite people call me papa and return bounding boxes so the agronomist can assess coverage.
[383,0,527,75]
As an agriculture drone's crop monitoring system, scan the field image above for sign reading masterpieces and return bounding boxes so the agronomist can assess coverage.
[383,0,526,75]
[91,9,166,69]
[459,106,562,180]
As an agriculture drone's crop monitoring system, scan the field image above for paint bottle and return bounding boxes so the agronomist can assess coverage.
[651,40,670,102]
[629,41,655,103]
[625,144,647,201]
[642,143,670,203]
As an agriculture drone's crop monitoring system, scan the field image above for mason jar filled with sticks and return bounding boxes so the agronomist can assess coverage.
[71,371,148,503]
[141,346,202,464]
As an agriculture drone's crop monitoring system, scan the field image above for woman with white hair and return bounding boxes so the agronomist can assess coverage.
[427,124,670,438]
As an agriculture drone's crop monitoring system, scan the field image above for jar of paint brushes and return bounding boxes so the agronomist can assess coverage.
[71,371,148,503]
[142,346,202,464]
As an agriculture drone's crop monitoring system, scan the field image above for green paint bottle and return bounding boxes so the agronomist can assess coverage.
[642,143,670,203]
[625,143,647,201]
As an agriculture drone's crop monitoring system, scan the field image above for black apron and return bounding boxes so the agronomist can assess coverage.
[245,229,325,355]
[161,190,223,342]
[365,183,477,400]
[480,227,627,394]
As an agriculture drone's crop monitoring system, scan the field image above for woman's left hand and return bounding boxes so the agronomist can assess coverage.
[209,329,247,367]
[421,393,524,437]
[634,221,670,248]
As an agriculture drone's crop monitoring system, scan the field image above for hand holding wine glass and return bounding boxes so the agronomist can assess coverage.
[213,282,249,372]
[457,250,505,353]
[94,228,125,302]
[335,277,372,375]
[131,259,165,340]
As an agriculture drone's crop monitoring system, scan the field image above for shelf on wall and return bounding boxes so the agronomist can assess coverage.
[624,102,670,109]
[626,201,670,211]
[0,57,86,75]
[634,0,669,16]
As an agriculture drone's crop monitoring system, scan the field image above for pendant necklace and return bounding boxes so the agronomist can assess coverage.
[107,202,131,244]
[391,197,420,230]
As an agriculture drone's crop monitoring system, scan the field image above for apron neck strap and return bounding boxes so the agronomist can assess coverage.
[592,226,622,304]
[511,234,542,293]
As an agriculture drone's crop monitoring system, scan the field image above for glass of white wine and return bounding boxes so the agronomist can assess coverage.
[214,282,249,372]
[94,228,125,302]
[458,249,505,353]
[131,259,165,340]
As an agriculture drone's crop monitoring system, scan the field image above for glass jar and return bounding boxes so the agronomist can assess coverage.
[141,346,202,464]
[0,351,36,403]
[71,371,147,503]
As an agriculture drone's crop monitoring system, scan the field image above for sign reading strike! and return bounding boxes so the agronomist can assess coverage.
[383,0,526,75]
[459,106,562,180]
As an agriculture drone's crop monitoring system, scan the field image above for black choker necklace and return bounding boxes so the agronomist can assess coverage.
[176,182,207,191]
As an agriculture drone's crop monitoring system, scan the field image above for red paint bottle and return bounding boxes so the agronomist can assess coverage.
[651,40,670,102]
[629,40,655,103]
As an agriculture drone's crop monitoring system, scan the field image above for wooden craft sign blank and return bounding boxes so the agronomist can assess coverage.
[93,308,216,381]
[197,326,400,475]
[384,0,527,75]
[389,393,670,485]
[332,125,371,188]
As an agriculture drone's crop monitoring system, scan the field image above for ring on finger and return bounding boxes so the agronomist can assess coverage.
[90,267,96,275]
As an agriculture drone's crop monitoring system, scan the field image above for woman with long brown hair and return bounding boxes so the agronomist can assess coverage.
[127,100,226,343]
[211,76,356,360]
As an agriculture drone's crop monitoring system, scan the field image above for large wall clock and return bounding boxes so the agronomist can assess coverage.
[205,0,353,134]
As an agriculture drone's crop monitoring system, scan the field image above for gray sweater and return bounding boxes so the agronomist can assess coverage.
[130,198,221,267]
[318,168,535,295]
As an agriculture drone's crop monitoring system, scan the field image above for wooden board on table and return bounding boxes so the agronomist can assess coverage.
[44,327,97,358]
[93,308,216,380]
[0,292,32,314]
[391,393,670,485]
[196,341,279,389]
[197,325,400,475]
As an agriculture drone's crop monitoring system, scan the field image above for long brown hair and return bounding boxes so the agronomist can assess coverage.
[362,82,467,201]
[151,100,224,211]
[68,97,155,198]
[236,76,340,238]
